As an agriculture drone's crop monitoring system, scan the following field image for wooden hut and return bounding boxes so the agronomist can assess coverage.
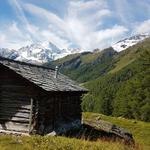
[0,57,87,135]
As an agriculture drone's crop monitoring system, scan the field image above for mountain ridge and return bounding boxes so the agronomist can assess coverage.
[0,33,150,64]
[49,47,117,83]
[0,42,70,64]
[112,33,150,52]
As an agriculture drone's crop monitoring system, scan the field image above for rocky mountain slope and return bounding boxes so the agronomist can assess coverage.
[0,42,71,64]
[15,42,67,63]
[0,42,83,64]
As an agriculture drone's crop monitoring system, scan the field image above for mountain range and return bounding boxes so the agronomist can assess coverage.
[0,42,70,63]
[0,33,150,63]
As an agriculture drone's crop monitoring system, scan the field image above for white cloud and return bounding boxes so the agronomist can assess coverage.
[2,0,129,51]
[40,30,71,48]
[135,19,150,34]
[65,0,127,50]
[0,22,32,49]
[8,0,28,25]
[0,34,6,44]
[67,0,111,28]
[24,3,67,34]
[21,0,127,50]
[113,0,134,26]
[8,0,39,42]
[95,25,128,47]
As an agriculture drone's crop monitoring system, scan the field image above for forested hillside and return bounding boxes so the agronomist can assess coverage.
[82,38,150,121]
[48,38,150,122]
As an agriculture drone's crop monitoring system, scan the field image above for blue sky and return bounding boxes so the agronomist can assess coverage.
[0,0,150,50]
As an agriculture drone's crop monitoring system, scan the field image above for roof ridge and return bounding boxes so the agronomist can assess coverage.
[0,56,55,70]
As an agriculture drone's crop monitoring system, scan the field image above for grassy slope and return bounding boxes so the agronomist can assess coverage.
[0,112,150,150]
[83,112,150,150]
[0,135,135,150]
[109,37,150,74]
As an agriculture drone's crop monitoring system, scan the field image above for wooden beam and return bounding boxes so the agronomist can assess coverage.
[29,98,33,134]
[0,121,29,132]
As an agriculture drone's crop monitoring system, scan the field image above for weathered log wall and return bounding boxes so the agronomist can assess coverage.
[0,65,40,133]
[37,92,82,134]
[61,93,82,119]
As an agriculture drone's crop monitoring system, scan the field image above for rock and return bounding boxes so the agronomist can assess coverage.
[46,131,57,136]
[83,119,134,143]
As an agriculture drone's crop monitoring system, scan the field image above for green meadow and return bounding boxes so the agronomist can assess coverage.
[0,112,149,150]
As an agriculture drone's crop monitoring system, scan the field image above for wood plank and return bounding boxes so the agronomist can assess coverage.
[0,121,29,132]
[0,106,31,111]
[0,89,38,97]
[0,91,35,97]
[0,108,30,113]
[0,112,30,118]
[29,98,33,133]
[0,99,30,105]
[0,116,29,122]
[0,119,29,124]
[1,95,31,101]
[0,85,29,89]
[0,103,31,109]
[0,130,29,135]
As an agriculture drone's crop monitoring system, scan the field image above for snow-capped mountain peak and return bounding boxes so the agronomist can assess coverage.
[112,33,150,52]
[0,41,84,64]
[0,42,70,64]
[16,42,64,63]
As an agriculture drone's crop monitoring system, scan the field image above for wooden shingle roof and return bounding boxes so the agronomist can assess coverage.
[0,57,87,92]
